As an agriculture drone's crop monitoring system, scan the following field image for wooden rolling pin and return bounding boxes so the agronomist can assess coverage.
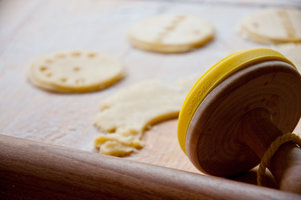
[0,134,300,200]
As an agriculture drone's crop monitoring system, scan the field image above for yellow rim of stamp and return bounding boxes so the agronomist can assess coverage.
[177,48,296,153]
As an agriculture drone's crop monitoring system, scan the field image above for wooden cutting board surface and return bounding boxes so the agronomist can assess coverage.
[0,0,300,183]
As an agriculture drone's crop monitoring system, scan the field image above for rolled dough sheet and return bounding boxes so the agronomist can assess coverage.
[240,8,301,44]
[128,15,214,53]
[94,78,198,156]
[29,50,125,93]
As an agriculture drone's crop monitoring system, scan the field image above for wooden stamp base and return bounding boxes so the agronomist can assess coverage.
[186,60,301,177]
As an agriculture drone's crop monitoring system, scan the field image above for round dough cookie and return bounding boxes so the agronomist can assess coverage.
[240,8,301,44]
[128,15,214,53]
[29,51,125,93]
[275,43,301,71]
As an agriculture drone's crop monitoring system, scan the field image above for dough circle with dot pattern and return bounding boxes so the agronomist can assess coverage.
[29,51,125,93]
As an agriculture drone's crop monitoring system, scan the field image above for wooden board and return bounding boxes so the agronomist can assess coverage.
[0,0,300,186]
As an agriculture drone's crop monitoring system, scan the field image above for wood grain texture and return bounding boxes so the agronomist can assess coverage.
[187,61,301,171]
[241,109,301,194]
[185,60,301,193]
[1,134,301,200]
[0,0,301,197]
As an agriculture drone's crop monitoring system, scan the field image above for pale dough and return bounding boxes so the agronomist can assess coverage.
[29,51,125,93]
[240,8,301,44]
[275,43,301,72]
[94,79,197,156]
[128,15,214,53]
[176,75,200,92]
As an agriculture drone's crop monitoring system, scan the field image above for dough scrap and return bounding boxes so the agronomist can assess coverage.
[94,79,196,156]
[275,43,301,72]
[29,51,125,93]
[240,8,301,44]
[128,15,214,53]
[176,75,200,92]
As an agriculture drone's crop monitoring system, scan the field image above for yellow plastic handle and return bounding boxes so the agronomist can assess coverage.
[177,48,296,153]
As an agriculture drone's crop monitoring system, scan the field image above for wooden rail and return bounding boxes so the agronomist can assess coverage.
[1,134,300,200]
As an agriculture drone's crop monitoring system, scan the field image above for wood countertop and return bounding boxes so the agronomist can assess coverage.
[0,0,300,199]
